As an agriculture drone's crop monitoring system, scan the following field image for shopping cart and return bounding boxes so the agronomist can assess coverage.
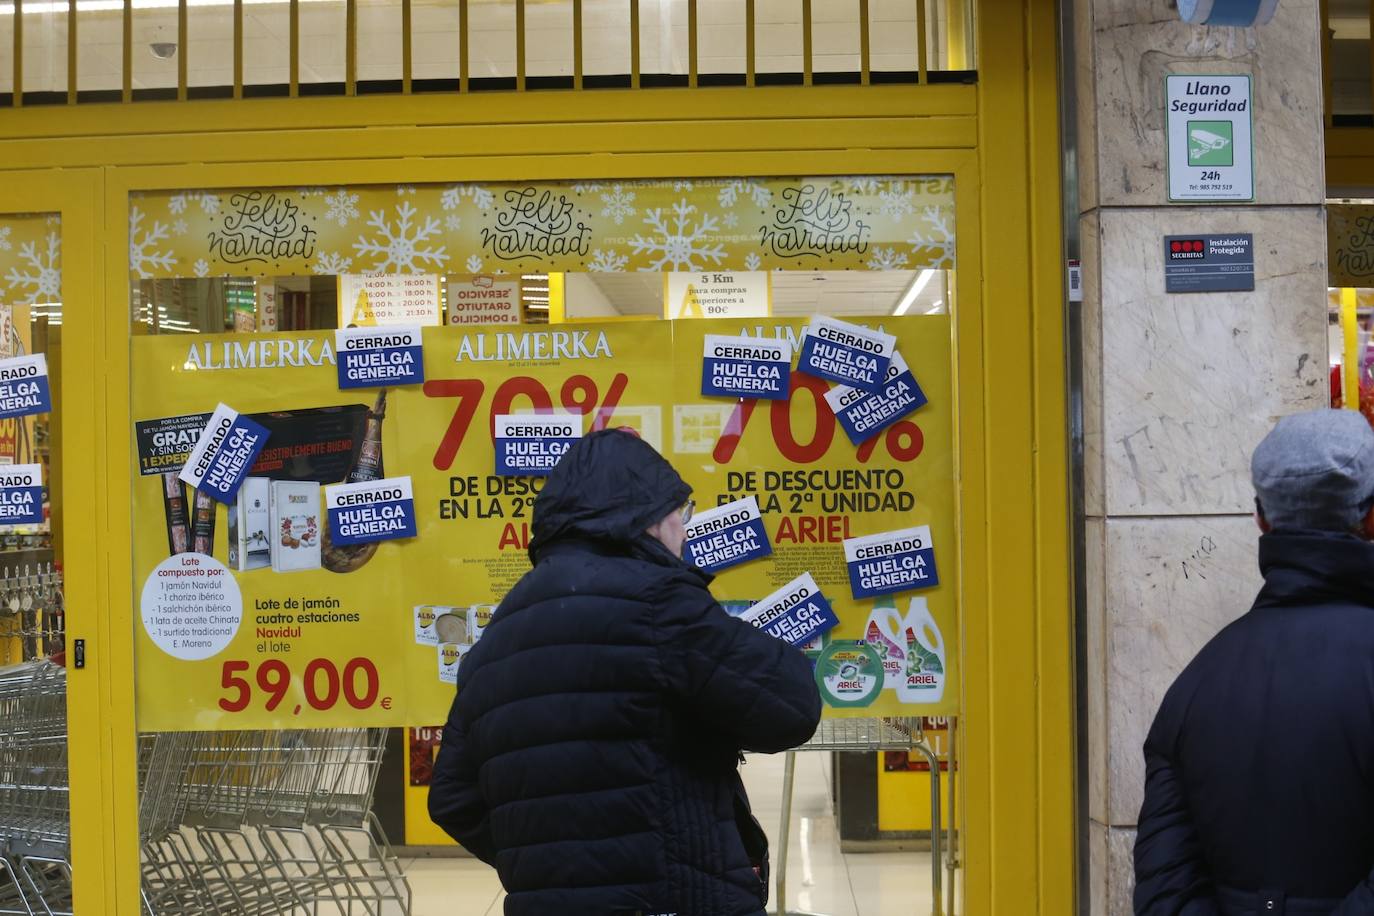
[0,658,411,916]
[0,660,72,916]
[143,728,410,916]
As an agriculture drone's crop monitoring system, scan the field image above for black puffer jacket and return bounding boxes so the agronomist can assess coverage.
[430,430,822,916]
[1135,532,1374,916]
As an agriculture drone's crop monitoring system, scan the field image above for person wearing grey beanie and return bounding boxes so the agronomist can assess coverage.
[1135,409,1374,915]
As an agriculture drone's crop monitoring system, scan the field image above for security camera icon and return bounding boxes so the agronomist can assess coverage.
[1189,128,1231,160]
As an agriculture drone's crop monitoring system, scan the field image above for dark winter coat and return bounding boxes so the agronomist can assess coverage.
[430,429,823,916]
[1134,531,1374,916]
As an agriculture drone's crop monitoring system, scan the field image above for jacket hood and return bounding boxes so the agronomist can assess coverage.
[1254,529,1374,610]
[529,429,692,564]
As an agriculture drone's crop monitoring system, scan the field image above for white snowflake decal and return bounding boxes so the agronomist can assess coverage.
[718,180,772,209]
[908,206,955,269]
[396,185,416,196]
[572,182,605,194]
[672,180,695,193]
[465,254,484,273]
[599,184,637,225]
[129,207,177,279]
[849,178,882,195]
[168,191,221,216]
[5,232,60,302]
[324,189,361,227]
[172,219,189,236]
[629,200,726,272]
[867,247,910,271]
[588,249,629,272]
[723,212,740,229]
[313,251,353,275]
[878,185,916,220]
[442,184,495,211]
[445,214,463,231]
[744,252,762,271]
[352,202,450,273]
[296,187,328,197]
[193,259,210,278]
[0,227,11,252]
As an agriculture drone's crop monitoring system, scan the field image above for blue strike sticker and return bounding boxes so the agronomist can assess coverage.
[178,403,271,504]
[700,334,792,401]
[336,325,425,389]
[326,476,417,546]
[796,316,896,393]
[741,572,841,648]
[683,496,772,572]
[0,464,43,525]
[823,351,929,445]
[843,525,940,599]
[0,355,52,420]
[494,414,583,477]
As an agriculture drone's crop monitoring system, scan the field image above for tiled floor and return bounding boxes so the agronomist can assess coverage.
[401,752,948,916]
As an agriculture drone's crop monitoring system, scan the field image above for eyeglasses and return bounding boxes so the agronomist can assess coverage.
[681,500,695,525]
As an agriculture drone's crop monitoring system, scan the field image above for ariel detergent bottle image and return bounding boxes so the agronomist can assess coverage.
[898,596,946,704]
[864,596,907,689]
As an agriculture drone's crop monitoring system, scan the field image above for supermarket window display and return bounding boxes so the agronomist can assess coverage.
[126,177,961,915]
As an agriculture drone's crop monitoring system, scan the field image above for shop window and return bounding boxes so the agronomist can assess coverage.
[409,0,461,86]
[126,177,958,916]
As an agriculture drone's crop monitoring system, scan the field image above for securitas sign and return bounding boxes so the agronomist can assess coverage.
[683,496,771,573]
[741,572,840,648]
[335,325,425,389]
[0,464,43,525]
[797,316,895,392]
[700,334,792,401]
[824,351,928,444]
[493,414,582,477]
[844,525,939,598]
[1163,233,1255,293]
[325,476,417,546]
[0,354,52,420]
[178,403,271,504]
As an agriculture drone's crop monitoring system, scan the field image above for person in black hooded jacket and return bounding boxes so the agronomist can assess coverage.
[429,428,822,916]
[1134,409,1374,916]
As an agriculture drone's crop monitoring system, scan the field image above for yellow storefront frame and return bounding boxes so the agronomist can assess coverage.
[0,0,1070,908]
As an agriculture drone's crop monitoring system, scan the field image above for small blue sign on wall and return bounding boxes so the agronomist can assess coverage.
[1164,234,1255,293]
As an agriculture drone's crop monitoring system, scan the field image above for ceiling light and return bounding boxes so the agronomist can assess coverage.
[892,270,936,316]
[924,300,944,315]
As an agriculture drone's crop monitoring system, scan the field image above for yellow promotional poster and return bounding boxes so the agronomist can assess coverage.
[127,177,956,280]
[671,318,956,718]
[131,318,956,730]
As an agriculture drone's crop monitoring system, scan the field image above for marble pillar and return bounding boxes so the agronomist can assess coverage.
[1074,0,1330,910]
